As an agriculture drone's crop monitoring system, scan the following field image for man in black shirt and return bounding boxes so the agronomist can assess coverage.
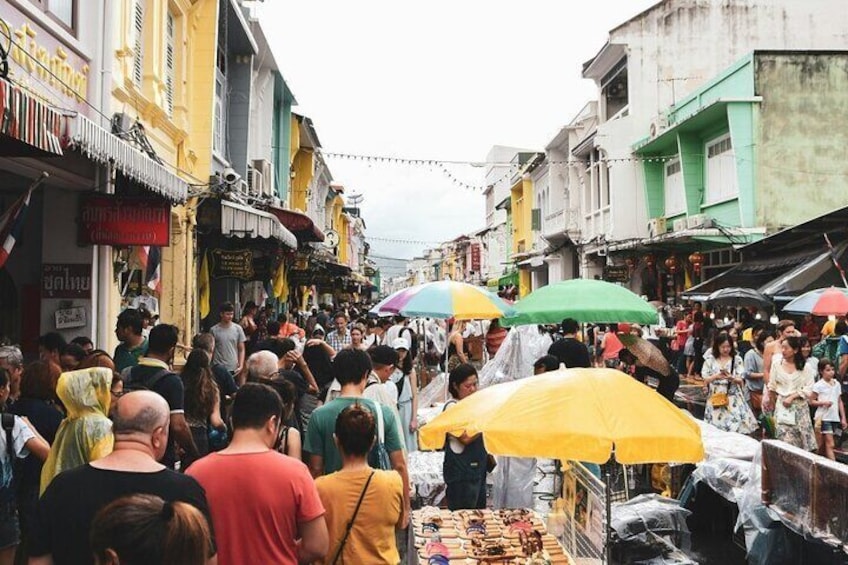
[29,391,216,565]
[547,318,592,368]
[125,324,198,468]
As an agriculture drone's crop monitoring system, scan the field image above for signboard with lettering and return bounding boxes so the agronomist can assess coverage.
[470,243,481,272]
[78,195,171,247]
[42,264,91,299]
[55,306,86,330]
[211,249,254,280]
[603,265,631,283]
[0,6,92,114]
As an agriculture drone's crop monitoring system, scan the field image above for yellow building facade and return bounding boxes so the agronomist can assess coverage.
[110,0,219,348]
[510,176,533,297]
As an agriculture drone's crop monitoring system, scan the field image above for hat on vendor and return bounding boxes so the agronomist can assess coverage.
[391,337,410,351]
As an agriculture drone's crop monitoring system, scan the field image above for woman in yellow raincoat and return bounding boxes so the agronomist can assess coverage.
[40,367,114,494]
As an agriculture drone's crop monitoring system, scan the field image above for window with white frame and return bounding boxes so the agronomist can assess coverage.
[164,12,175,116]
[664,158,685,215]
[131,0,145,87]
[705,134,739,203]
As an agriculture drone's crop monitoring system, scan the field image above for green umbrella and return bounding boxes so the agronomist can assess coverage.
[501,279,659,326]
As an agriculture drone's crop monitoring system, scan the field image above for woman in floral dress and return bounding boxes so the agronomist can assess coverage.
[702,333,758,434]
[767,335,816,451]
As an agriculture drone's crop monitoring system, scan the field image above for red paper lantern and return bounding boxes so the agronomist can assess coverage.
[665,256,680,274]
[644,254,656,267]
[688,251,703,274]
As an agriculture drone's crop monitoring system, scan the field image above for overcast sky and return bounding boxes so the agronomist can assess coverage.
[258,0,659,269]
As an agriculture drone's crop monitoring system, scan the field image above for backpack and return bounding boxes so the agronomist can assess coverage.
[812,336,841,365]
[400,327,419,360]
[124,367,172,393]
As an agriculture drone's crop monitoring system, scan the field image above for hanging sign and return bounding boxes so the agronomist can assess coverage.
[603,265,630,283]
[41,264,91,298]
[470,243,481,272]
[211,248,254,280]
[78,195,171,246]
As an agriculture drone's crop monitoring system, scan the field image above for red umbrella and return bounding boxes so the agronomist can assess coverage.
[811,287,848,316]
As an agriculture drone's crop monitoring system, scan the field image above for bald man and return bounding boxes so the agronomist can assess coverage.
[29,391,217,565]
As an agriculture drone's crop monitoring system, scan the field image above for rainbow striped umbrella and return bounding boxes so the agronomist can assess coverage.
[371,281,515,320]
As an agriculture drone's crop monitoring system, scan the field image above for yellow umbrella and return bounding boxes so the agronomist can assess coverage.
[419,368,704,464]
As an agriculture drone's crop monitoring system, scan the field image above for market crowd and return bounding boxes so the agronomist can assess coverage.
[2,298,847,564]
[0,300,462,565]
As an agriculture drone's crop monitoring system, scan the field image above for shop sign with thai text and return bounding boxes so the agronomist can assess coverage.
[78,195,171,247]
[211,249,254,280]
[0,6,92,113]
[42,263,91,298]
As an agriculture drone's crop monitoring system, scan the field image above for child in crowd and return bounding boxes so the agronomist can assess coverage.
[809,359,847,460]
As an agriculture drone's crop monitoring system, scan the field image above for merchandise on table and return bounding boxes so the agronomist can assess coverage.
[410,507,573,564]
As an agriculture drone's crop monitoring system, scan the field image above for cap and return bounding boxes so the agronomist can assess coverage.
[312,324,325,336]
[392,337,410,351]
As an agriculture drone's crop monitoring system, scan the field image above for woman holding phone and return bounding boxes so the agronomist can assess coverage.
[702,332,758,434]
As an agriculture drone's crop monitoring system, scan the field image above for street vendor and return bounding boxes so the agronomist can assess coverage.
[443,364,492,510]
[618,349,679,402]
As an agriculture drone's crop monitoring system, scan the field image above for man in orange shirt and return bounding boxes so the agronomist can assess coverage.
[278,313,306,340]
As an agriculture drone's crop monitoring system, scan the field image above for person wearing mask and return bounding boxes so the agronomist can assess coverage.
[767,335,816,451]
[40,367,114,494]
[187,383,328,564]
[113,310,147,373]
[124,324,199,469]
[316,405,403,565]
[391,338,419,453]
[89,494,212,565]
[30,391,216,565]
[547,318,591,368]
[443,364,490,510]
[210,302,247,376]
[0,368,50,565]
[8,362,63,558]
[304,349,409,527]
[179,350,227,469]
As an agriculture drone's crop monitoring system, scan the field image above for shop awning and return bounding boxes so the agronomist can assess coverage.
[681,247,843,301]
[498,271,519,288]
[0,78,63,155]
[266,206,325,243]
[221,200,297,248]
[66,114,188,203]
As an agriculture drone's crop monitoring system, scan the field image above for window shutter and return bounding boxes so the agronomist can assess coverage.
[165,13,175,116]
[132,0,145,87]
[531,208,542,231]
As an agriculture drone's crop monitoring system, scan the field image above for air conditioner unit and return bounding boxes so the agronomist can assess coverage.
[235,179,249,195]
[672,218,687,232]
[252,159,273,196]
[647,217,668,239]
[246,165,263,197]
[687,214,707,229]
[648,115,668,138]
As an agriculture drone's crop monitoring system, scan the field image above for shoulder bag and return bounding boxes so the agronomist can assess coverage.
[709,357,735,408]
[330,471,376,565]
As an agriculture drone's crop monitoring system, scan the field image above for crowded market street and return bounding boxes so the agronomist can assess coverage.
[2,1,848,564]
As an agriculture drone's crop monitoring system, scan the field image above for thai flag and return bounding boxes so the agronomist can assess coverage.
[0,174,45,269]
[146,246,162,293]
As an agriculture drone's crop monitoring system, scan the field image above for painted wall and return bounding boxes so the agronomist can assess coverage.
[755,52,848,229]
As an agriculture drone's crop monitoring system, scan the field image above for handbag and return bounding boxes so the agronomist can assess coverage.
[330,471,376,565]
[370,401,393,471]
[776,403,797,426]
[710,392,729,408]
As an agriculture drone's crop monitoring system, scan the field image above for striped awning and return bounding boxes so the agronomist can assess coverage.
[0,78,63,155]
[67,115,189,203]
[221,199,297,249]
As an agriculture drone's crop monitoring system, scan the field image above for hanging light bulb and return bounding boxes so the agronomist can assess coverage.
[769,314,779,325]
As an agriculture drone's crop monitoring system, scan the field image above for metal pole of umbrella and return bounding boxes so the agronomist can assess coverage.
[605,454,614,565]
